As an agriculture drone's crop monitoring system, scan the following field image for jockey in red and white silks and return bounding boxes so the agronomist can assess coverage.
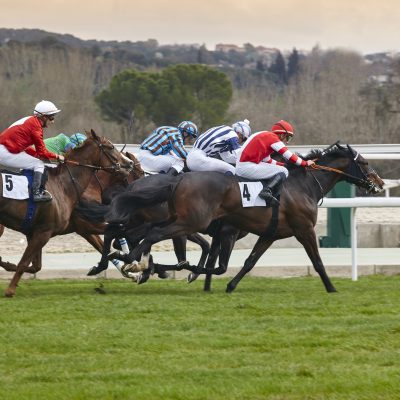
[236,121,314,179]
[0,100,64,202]
[235,120,315,204]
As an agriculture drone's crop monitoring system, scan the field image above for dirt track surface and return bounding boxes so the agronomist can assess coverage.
[1,208,399,255]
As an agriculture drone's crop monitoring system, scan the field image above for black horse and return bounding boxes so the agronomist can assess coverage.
[102,143,384,293]
[77,174,211,280]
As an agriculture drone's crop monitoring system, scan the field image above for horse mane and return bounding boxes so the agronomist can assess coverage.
[284,143,347,172]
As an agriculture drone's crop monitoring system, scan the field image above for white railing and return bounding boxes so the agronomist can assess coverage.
[117,143,400,159]
[319,197,400,281]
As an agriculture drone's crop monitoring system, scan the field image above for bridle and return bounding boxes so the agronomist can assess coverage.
[61,136,133,200]
[63,140,130,173]
[307,143,377,203]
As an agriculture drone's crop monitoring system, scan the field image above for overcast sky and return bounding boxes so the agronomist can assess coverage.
[1,0,399,54]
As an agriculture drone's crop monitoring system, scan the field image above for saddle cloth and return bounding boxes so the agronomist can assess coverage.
[1,171,29,200]
[237,181,266,207]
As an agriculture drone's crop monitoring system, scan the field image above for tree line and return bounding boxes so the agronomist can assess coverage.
[0,39,399,152]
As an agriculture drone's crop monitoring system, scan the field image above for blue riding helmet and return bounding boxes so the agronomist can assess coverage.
[178,121,198,138]
[70,133,87,146]
[65,133,87,152]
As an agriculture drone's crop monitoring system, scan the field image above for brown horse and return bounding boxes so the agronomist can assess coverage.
[103,143,385,293]
[0,151,143,275]
[0,130,134,297]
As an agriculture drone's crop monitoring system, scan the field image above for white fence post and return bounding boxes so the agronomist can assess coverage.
[320,197,400,281]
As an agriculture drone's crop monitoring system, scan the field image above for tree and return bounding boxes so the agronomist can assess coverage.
[95,69,158,126]
[95,64,232,136]
[197,44,214,65]
[269,51,287,84]
[287,48,300,80]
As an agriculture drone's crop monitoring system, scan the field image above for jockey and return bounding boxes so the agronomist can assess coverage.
[187,119,251,175]
[0,100,64,202]
[235,120,315,205]
[44,132,87,155]
[137,121,198,176]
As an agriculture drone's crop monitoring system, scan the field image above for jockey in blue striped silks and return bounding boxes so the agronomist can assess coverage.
[137,121,198,176]
[186,119,251,175]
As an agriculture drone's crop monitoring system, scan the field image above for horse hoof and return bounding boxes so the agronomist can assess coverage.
[137,272,151,285]
[4,288,15,298]
[226,284,235,293]
[87,266,102,276]
[187,273,198,283]
[121,261,142,275]
[129,272,140,282]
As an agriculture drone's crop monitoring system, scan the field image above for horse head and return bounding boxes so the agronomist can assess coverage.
[321,142,384,194]
[66,129,134,177]
[124,151,145,182]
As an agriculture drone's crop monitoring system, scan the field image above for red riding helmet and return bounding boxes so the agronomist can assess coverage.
[271,120,294,137]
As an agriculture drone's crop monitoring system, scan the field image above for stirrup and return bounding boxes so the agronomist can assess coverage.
[33,190,53,202]
[259,189,279,205]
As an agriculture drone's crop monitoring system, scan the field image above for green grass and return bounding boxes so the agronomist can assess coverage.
[0,276,399,399]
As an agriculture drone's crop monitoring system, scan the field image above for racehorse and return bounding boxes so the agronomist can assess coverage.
[102,142,384,293]
[0,130,134,297]
[0,151,143,275]
[77,173,211,280]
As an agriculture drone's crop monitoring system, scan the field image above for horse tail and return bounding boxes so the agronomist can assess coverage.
[74,200,111,223]
[105,175,181,225]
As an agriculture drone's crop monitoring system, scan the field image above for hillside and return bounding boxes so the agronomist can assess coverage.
[0,28,399,153]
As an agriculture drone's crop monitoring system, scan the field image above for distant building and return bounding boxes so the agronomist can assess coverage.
[215,44,245,53]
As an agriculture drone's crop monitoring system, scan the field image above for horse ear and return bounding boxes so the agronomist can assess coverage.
[86,129,100,141]
[346,143,355,156]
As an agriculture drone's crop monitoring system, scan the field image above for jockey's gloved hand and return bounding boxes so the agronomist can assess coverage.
[57,155,65,163]
[306,160,315,166]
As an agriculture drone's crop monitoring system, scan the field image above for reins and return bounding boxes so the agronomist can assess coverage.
[308,163,368,185]
[63,159,120,171]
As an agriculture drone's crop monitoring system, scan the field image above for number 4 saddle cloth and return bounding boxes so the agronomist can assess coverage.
[234,176,279,208]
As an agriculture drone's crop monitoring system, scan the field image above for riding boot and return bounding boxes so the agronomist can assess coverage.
[32,171,52,202]
[166,167,179,176]
[259,172,286,205]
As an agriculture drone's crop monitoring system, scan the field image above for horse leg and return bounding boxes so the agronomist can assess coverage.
[0,236,42,274]
[226,236,274,293]
[153,233,211,281]
[87,226,121,276]
[295,228,337,293]
[201,233,222,291]
[186,233,211,283]
[5,231,51,297]
[0,257,19,272]
[123,221,194,265]
[81,233,104,252]
[203,227,241,291]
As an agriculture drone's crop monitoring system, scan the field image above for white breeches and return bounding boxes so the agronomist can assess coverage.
[137,149,184,173]
[0,145,45,173]
[236,161,289,180]
[187,148,235,174]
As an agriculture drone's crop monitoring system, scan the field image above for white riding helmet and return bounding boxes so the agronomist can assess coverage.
[232,119,251,139]
[34,100,61,116]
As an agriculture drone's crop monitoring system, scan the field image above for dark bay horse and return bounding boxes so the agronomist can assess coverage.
[77,173,211,279]
[0,130,134,297]
[104,143,384,293]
